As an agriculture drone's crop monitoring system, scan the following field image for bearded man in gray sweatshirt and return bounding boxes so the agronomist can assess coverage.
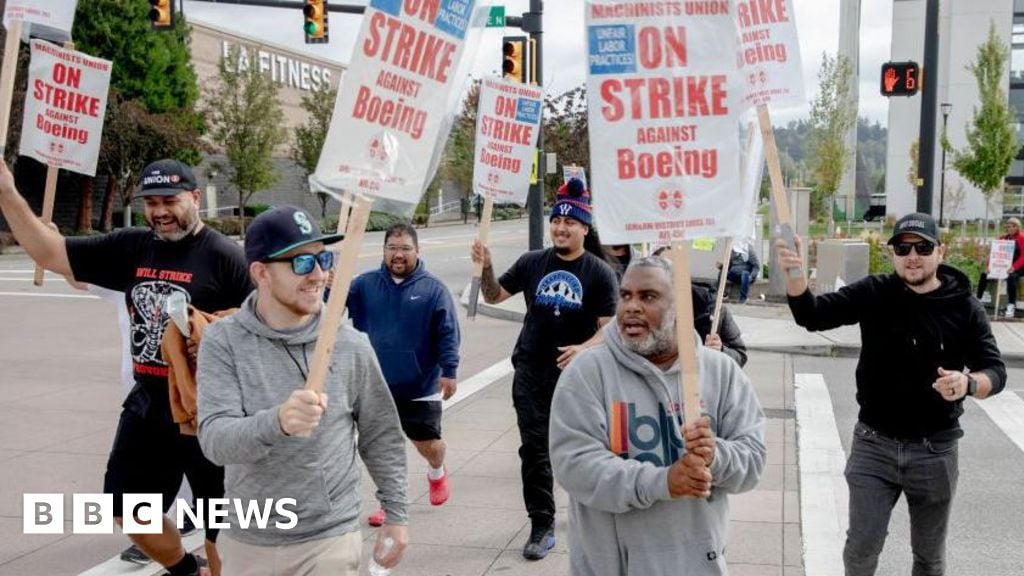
[550,256,766,576]
[197,206,408,576]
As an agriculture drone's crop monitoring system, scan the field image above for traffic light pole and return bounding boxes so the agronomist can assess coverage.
[508,2,544,250]
[915,0,939,214]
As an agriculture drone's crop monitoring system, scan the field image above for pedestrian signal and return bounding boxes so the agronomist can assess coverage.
[880,61,920,97]
[304,0,328,44]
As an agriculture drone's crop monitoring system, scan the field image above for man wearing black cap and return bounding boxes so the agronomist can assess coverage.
[470,178,618,560]
[197,206,408,575]
[0,158,252,576]
[775,212,1006,576]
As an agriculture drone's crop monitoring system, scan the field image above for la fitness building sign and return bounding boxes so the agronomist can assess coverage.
[219,39,334,93]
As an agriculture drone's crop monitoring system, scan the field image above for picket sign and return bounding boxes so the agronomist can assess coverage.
[0,20,22,157]
[335,191,355,236]
[710,237,733,335]
[32,38,75,286]
[668,242,701,424]
[306,194,373,393]
[467,195,494,319]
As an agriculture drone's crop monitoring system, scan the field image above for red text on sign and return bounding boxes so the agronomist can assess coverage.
[736,0,788,27]
[600,75,728,121]
[638,26,687,69]
[363,12,456,83]
[617,146,717,179]
[352,85,428,139]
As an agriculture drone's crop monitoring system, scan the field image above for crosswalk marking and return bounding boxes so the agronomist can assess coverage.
[795,372,848,576]
[971,391,1024,455]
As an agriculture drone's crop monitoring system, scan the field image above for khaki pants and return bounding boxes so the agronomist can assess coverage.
[219,531,361,576]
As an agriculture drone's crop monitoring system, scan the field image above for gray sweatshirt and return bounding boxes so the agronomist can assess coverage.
[197,292,408,546]
[550,323,766,576]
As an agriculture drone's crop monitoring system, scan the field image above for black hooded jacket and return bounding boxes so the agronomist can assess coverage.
[788,265,1006,438]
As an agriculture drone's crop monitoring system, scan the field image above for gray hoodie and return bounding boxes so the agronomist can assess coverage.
[197,292,407,546]
[550,323,765,576]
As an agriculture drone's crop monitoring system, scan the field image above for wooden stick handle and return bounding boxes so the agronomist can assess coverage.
[710,238,733,335]
[336,191,354,235]
[305,194,373,393]
[32,167,59,286]
[471,196,494,278]
[669,242,701,424]
[757,104,791,226]
[0,20,23,157]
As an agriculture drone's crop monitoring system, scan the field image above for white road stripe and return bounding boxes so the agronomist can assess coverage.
[795,372,848,576]
[77,357,514,576]
[972,392,1024,455]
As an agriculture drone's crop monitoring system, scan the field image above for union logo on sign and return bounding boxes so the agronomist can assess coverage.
[656,187,685,216]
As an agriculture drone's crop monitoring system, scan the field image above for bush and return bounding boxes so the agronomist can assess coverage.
[205,217,243,236]
[322,212,408,233]
[863,231,894,275]
[942,232,987,285]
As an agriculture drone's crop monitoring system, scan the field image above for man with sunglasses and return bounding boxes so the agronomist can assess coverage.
[776,212,1006,576]
[0,158,252,576]
[197,206,408,575]
[347,222,460,526]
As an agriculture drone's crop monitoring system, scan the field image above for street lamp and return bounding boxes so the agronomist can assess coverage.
[939,102,952,227]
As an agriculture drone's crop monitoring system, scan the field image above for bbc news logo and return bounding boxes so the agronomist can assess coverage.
[23,494,298,534]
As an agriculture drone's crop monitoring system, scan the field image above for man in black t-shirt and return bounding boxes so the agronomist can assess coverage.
[471,178,618,561]
[0,158,252,576]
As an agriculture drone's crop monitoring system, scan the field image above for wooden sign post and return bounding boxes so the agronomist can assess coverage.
[668,242,701,424]
[0,20,22,157]
[467,195,494,319]
[711,237,734,335]
[757,104,803,280]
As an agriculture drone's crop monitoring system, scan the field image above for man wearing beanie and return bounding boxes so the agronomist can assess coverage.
[0,158,252,576]
[776,212,1005,575]
[198,206,408,575]
[471,178,618,560]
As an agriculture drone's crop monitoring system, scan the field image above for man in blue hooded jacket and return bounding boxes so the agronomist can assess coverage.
[348,222,461,526]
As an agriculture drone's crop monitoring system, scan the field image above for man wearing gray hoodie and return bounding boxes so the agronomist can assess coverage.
[197,206,408,576]
[550,257,766,576]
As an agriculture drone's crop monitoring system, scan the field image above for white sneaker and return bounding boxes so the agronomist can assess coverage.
[980,292,992,304]
[1006,304,1016,318]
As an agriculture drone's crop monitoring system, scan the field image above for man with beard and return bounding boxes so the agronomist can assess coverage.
[346,222,460,525]
[549,257,766,575]
[0,158,252,576]
[471,178,618,560]
[198,206,408,575]
[776,212,1005,576]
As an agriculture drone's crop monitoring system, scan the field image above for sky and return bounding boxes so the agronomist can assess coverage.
[182,0,894,126]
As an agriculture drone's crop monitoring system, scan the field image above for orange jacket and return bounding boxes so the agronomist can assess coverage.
[161,307,236,435]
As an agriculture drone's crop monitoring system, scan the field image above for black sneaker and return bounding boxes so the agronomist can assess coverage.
[161,554,207,576]
[522,525,556,560]
[120,544,151,565]
[180,515,197,536]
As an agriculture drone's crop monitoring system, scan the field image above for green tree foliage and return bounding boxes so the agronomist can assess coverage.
[435,79,480,202]
[73,0,198,113]
[205,46,286,233]
[807,53,857,222]
[291,87,338,218]
[951,22,1018,216]
[542,86,589,201]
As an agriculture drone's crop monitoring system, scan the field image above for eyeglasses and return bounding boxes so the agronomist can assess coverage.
[385,245,416,253]
[264,251,335,275]
[892,241,936,257]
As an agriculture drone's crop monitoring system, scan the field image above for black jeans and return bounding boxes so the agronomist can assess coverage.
[511,363,558,529]
[844,422,959,576]
[977,271,1020,305]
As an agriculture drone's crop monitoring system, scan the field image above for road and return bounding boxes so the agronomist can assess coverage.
[794,355,1024,576]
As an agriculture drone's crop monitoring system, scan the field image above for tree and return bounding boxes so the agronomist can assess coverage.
[291,87,338,219]
[951,21,1018,237]
[438,79,480,201]
[205,45,286,234]
[543,86,590,201]
[807,52,856,230]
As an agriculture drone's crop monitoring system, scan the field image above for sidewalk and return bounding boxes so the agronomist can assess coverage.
[461,287,1024,366]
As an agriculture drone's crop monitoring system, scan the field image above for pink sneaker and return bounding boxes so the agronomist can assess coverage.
[367,508,385,527]
[428,466,449,506]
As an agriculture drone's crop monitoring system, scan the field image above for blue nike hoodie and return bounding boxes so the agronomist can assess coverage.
[348,260,460,401]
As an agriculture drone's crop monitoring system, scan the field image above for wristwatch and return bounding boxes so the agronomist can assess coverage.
[965,374,979,397]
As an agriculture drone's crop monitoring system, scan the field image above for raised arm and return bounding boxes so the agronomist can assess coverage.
[0,159,72,276]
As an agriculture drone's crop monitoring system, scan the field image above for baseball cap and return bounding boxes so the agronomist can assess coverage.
[137,159,199,197]
[245,205,344,264]
[888,212,940,245]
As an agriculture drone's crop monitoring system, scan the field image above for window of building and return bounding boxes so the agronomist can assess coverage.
[1017,0,1024,14]
[1013,18,1024,83]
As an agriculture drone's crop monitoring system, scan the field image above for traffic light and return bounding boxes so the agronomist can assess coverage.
[149,0,174,30]
[880,61,920,97]
[502,36,527,83]
[304,0,328,44]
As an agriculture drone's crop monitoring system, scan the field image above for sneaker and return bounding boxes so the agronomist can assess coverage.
[428,466,449,506]
[161,555,207,576]
[120,544,151,565]
[522,525,556,560]
[981,292,992,304]
[738,297,748,305]
[1006,304,1016,318]
[367,508,386,527]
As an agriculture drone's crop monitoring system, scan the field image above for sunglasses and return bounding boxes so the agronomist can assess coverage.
[892,241,936,257]
[264,251,335,275]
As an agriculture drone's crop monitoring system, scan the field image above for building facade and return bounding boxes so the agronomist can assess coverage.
[885,0,1015,222]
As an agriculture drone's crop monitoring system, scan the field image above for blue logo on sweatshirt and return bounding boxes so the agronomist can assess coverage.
[535,271,583,317]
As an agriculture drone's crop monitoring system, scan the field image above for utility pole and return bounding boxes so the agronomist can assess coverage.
[916,0,940,214]
[508,1,545,250]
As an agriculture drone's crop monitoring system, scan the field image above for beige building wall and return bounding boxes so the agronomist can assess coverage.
[189,21,346,154]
